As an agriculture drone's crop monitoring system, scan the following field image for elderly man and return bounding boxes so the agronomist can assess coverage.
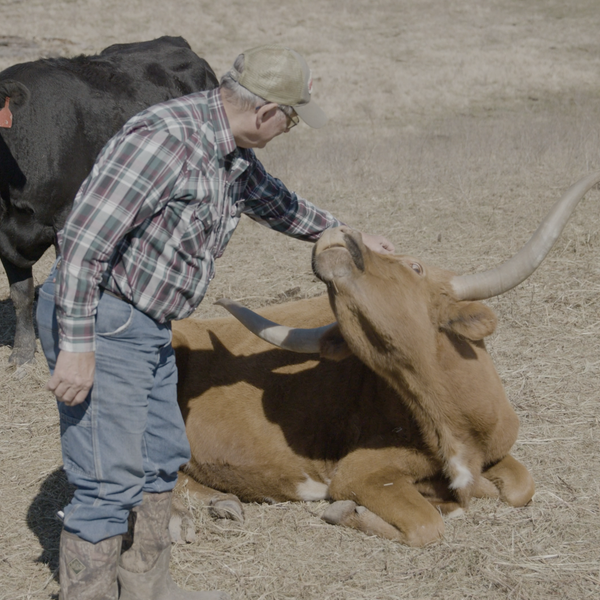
[37,44,393,600]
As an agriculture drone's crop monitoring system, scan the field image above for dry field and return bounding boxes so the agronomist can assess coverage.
[1,0,600,598]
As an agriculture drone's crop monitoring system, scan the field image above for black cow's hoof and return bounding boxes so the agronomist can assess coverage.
[8,347,36,367]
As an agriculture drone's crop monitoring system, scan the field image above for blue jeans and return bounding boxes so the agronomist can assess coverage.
[36,262,191,543]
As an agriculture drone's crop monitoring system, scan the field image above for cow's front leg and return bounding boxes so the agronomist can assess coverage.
[322,500,406,541]
[172,471,245,542]
[482,454,535,507]
[328,450,444,547]
[2,258,36,366]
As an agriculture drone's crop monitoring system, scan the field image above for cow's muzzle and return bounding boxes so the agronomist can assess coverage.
[313,227,365,283]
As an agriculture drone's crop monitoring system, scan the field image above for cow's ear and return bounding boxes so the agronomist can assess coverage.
[319,324,353,361]
[443,301,497,341]
[1,81,30,108]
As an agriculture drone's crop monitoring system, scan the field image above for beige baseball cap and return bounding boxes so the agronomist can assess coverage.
[232,44,328,129]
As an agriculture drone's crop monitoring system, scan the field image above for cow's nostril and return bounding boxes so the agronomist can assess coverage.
[343,233,365,272]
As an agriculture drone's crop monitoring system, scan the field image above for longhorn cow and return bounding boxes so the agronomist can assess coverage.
[172,172,600,546]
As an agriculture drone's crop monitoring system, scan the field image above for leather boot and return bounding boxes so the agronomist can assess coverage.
[118,491,230,600]
[59,529,121,600]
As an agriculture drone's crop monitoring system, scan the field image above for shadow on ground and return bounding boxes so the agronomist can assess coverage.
[26,467,74,582]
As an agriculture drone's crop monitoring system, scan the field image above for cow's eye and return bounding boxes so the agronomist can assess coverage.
[410,262,423,275]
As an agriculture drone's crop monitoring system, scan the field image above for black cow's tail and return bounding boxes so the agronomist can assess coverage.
[0,80,30,108]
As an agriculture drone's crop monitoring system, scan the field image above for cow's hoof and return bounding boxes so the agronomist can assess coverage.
[169,497,197,544]
[209,495,244,522]
[7,349,36,368]
[442,506,464,519]
[321,500,357,524]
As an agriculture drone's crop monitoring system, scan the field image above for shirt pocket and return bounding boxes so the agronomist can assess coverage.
[178,196,219,259]
[171,167,222,259]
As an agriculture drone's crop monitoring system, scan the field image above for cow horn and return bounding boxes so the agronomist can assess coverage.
[450,170,600,300]
[216,298,336,353]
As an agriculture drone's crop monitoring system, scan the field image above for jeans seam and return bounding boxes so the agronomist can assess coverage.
[91,384,103,484]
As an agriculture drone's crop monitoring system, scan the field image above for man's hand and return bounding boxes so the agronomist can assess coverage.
[47,350,96,406]
[361,233,395,255]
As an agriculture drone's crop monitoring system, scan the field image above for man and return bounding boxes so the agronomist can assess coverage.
[37,44,394,600]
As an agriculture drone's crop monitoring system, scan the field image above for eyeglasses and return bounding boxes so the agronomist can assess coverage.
[278,105,300,130]
[256,103,299,129]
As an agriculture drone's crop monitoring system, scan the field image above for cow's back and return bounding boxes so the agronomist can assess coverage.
[0,36,218,265]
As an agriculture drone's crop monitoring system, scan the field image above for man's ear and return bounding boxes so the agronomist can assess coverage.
[255,102,278,127]
[319,324,353,361]
[442,301,497,341]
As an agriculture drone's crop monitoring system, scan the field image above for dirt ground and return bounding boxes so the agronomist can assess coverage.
[1,1,599,598]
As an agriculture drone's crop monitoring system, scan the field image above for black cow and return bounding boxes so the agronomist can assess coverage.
[0,36,218,365]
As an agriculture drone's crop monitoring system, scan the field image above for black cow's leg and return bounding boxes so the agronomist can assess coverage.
[1,257,36,365]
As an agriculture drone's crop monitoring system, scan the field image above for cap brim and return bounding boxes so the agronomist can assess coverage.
[294,100,328,129]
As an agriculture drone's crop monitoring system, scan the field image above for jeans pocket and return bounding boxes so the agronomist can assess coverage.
[96,294,134,337]
[37,284,56,331]
[59,400,96,478]
[37,280,59,370]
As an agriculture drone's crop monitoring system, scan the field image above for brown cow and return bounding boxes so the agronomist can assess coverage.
[171,171,600,547]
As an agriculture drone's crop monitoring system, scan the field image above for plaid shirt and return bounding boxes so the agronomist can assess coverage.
[56,89,341,352]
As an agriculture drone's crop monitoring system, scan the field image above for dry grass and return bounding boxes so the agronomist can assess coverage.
[1,0,600,598]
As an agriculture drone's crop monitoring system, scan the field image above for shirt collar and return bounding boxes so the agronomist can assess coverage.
[206,88,237,159]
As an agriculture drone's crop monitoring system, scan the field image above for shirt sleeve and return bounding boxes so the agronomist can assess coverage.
[56,127,185,352]
[240,151,344,241]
